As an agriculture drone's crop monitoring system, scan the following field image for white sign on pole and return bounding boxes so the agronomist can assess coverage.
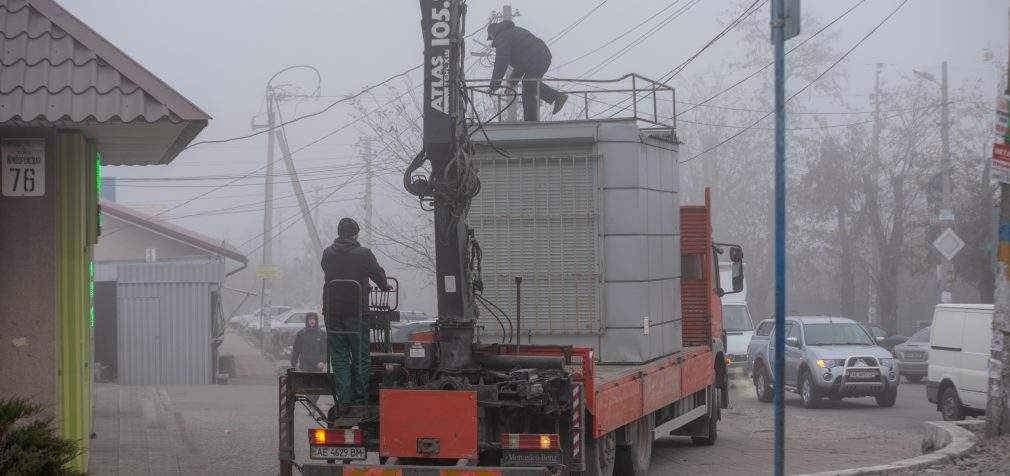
[932,228,965,261]
[938,209,954,221]
[2,138,45,197]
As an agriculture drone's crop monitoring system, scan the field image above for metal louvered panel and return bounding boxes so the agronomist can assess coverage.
[469,154,601,335]
[680,205,712,347]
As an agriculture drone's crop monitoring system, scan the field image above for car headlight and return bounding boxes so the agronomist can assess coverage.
[879,358,894,367]
[816,359,845,369]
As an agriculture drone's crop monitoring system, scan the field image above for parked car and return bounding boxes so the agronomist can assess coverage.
[926,304,993,421]
[241,306,294,334]
[863,324,908,352]
[747,316,900,408]
[893,326,930,383]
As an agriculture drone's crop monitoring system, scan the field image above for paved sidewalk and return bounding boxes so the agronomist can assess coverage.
[89,384,209,475]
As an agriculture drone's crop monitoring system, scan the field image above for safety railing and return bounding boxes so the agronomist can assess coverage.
[463,73,676,130]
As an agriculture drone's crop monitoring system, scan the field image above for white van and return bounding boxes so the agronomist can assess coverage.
[925,304,993,421]
[719,262,752,373]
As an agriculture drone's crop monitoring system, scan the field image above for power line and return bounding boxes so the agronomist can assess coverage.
[660,0,766,82]
[183,63,423,150]
[681,0,911,164]
[675,0,867,119]
[546,0,610,45]
[580,0,702,78]
[551,0,688,72]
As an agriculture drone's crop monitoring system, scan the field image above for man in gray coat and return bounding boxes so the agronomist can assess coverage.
[487,20,567,121]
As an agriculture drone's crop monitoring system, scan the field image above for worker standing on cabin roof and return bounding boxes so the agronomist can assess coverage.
[321,218,391,405]
[487,20,568,122]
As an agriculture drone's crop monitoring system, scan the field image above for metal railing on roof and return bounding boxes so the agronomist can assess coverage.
[463,73,676,130]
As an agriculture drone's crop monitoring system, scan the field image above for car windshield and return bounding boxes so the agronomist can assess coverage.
[723,305,753,331]
[907,326,930,343]
[803,322,875,346]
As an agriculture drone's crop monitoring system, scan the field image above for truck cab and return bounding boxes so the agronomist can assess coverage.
[718,261,751,373]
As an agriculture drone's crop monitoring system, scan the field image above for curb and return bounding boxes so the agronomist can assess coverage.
[798,420,984,476]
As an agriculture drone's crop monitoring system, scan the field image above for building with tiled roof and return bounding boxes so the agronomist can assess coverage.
[0,0,209,470]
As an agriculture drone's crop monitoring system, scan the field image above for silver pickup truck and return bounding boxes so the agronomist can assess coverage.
[746,316,899,408]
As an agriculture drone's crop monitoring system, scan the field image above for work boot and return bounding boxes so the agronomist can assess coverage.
[552,94,568,115]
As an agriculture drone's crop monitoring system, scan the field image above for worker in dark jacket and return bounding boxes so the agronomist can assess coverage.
[487,20,567,121]
[320,218,390,405]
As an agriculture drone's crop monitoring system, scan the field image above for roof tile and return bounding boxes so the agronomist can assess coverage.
[0,0,187,124]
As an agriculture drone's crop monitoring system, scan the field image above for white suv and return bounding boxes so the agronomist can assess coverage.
[925,304,993,420]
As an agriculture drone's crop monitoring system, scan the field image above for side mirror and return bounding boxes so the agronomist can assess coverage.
[786,336,800,347]
[730,245,744,293]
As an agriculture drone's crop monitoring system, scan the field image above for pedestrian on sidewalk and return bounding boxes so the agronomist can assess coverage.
[290,313,326,372]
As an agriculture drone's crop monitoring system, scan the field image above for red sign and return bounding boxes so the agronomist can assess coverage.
[993,143,1010,183]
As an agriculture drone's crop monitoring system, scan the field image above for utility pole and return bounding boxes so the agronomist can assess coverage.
[940,61,954,304]
[313,185,322,227]
[274,102,324,259]
[986,4,1010,438]
[868,63,882,326]
[770,1,798,474]
[258,88,276,348]
[362,139,374,245]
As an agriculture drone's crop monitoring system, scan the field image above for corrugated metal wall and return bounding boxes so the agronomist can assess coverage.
[115,260,223,385]
[55,132,98,471]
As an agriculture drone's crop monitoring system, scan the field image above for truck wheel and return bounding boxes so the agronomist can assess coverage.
[875,387,897,408]
[800,371,821,409]
[583,431,616,476]
[754,367,773,403]
[940,386,965,421]
[691,387,719,446]
[615,415,653,476]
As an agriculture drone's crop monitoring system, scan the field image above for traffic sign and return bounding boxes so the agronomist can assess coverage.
[256,264,280,279]
[993,142,1010,184]
[938,209,954,222]
[933,228,965,261]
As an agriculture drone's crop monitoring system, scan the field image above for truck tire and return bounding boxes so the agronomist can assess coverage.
[691,387,719,446]
[754,366,773,403]
[615,415,653,476]
[940,385,965,421]
[583,431,616,476]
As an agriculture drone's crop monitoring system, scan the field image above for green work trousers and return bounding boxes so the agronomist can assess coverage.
[328,316,370,405]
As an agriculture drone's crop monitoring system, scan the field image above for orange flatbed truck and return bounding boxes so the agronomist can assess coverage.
[279,194,739,476]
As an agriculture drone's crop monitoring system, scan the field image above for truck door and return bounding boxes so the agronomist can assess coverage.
[784,323,802,386]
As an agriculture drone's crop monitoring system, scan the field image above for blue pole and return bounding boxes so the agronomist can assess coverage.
[771,0,787,475]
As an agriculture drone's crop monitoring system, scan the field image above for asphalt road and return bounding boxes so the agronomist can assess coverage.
[90,332,964,476]
[648,376,961,475]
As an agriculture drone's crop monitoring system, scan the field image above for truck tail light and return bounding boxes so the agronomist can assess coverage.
[309,428,362,445]
[500,433,560,450]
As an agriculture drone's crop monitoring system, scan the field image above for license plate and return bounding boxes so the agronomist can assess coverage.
[309,445,366,460]
[848,370,878,379]
[501,451,563,467]
[904,352,924,359]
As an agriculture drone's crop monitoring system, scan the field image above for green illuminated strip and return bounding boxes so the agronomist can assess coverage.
[96,152,102,232]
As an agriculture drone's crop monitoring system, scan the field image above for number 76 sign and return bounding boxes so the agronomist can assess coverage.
[2,139,45,197]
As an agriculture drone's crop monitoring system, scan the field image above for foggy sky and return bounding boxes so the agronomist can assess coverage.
[59,0,1007,309]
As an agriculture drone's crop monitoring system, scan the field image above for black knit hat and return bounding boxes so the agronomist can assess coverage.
[487,20,515,41]
[338,217,360,238]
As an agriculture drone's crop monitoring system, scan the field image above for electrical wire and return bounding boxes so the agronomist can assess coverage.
[546,0,610,46]
[579,0,702,78]
[551,0,689,72]
[674,0,868,119]
[183,64,423,150]
[660,0,766,82]
[681,0,911,164]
